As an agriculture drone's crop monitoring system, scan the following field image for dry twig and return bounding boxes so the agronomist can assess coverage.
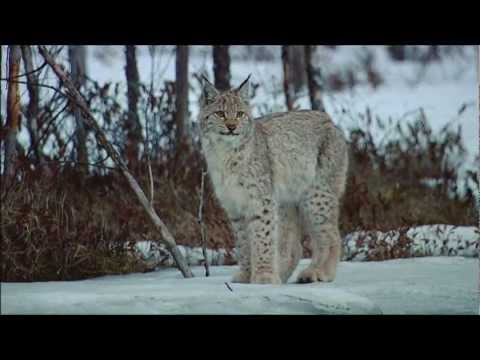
[198,168,210,276]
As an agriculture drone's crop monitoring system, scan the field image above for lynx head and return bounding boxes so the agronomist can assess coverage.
[199,75,253,145]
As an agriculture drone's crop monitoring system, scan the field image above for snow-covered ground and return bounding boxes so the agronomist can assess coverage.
[1,257,477,315]
[343,225,479,261]
[132,225,478,269]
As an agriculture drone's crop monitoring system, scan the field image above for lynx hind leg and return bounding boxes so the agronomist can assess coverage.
[230,218,251,283]
[322,241,341,281]
[297,188,341,283]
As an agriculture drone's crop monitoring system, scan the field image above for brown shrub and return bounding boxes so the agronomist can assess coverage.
[339,109,476,235]
[0,145,234,282]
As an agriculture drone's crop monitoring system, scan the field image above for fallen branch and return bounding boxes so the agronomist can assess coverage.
[38,45,194,278]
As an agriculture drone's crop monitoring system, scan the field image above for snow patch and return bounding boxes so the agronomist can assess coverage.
[344,225,478,261]
[133,225,478,269]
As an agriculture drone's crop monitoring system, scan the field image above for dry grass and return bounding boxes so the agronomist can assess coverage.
[340,108,476,235]
[0,146,234,282]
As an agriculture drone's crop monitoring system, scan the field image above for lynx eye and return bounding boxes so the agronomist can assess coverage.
[215,111,226,118]
[237,111,245,118]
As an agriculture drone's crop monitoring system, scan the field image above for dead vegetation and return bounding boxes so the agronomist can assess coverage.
[2,106,475,281]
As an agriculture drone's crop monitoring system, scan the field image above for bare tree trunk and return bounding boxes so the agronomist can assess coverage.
[38,45,194,278]
[3,45,22,186]
[304,45,326,112]
[425,45,440,62]
[212,46,231,91]
[68,46,89,173]
[21,45,43,164]
[477,46,480,315]
[477,46,480,238]
[174,45,189,146]
[281,45,295,111]
[0,46,3,130]
[387,45,406,61]
[124,45,142,168]
[289,45,307,92]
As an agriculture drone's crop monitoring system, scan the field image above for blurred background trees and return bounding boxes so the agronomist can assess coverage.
[3,45,22,188]
[69,45,89,174]
[212,45,231,91]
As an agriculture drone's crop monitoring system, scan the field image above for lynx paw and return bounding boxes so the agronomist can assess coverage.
[251,273,282,285]
[231,271,250,283]
[297,268,335,283]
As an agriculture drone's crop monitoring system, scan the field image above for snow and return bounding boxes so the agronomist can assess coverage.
[132,225,478,269]
[2,257,477,315]
[327,257,478,315]
[134,241,235,268]
[343,225,479,261]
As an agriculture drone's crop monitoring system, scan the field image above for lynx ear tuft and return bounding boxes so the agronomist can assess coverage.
[235,74,251,101]
[201,75,219,105]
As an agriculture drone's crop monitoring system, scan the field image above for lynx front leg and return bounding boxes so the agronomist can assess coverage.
[248,198,281,284]
[298,190,341,283]
[230,217,251,283]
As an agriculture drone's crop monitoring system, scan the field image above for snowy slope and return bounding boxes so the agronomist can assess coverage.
[2,257,477,315]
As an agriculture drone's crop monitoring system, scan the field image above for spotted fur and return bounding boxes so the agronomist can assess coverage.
[199,77,348,284]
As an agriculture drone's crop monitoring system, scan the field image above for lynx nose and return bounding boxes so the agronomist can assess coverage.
[226,123,237,132]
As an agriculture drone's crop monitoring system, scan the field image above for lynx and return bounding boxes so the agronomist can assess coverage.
[199,76,348,284]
